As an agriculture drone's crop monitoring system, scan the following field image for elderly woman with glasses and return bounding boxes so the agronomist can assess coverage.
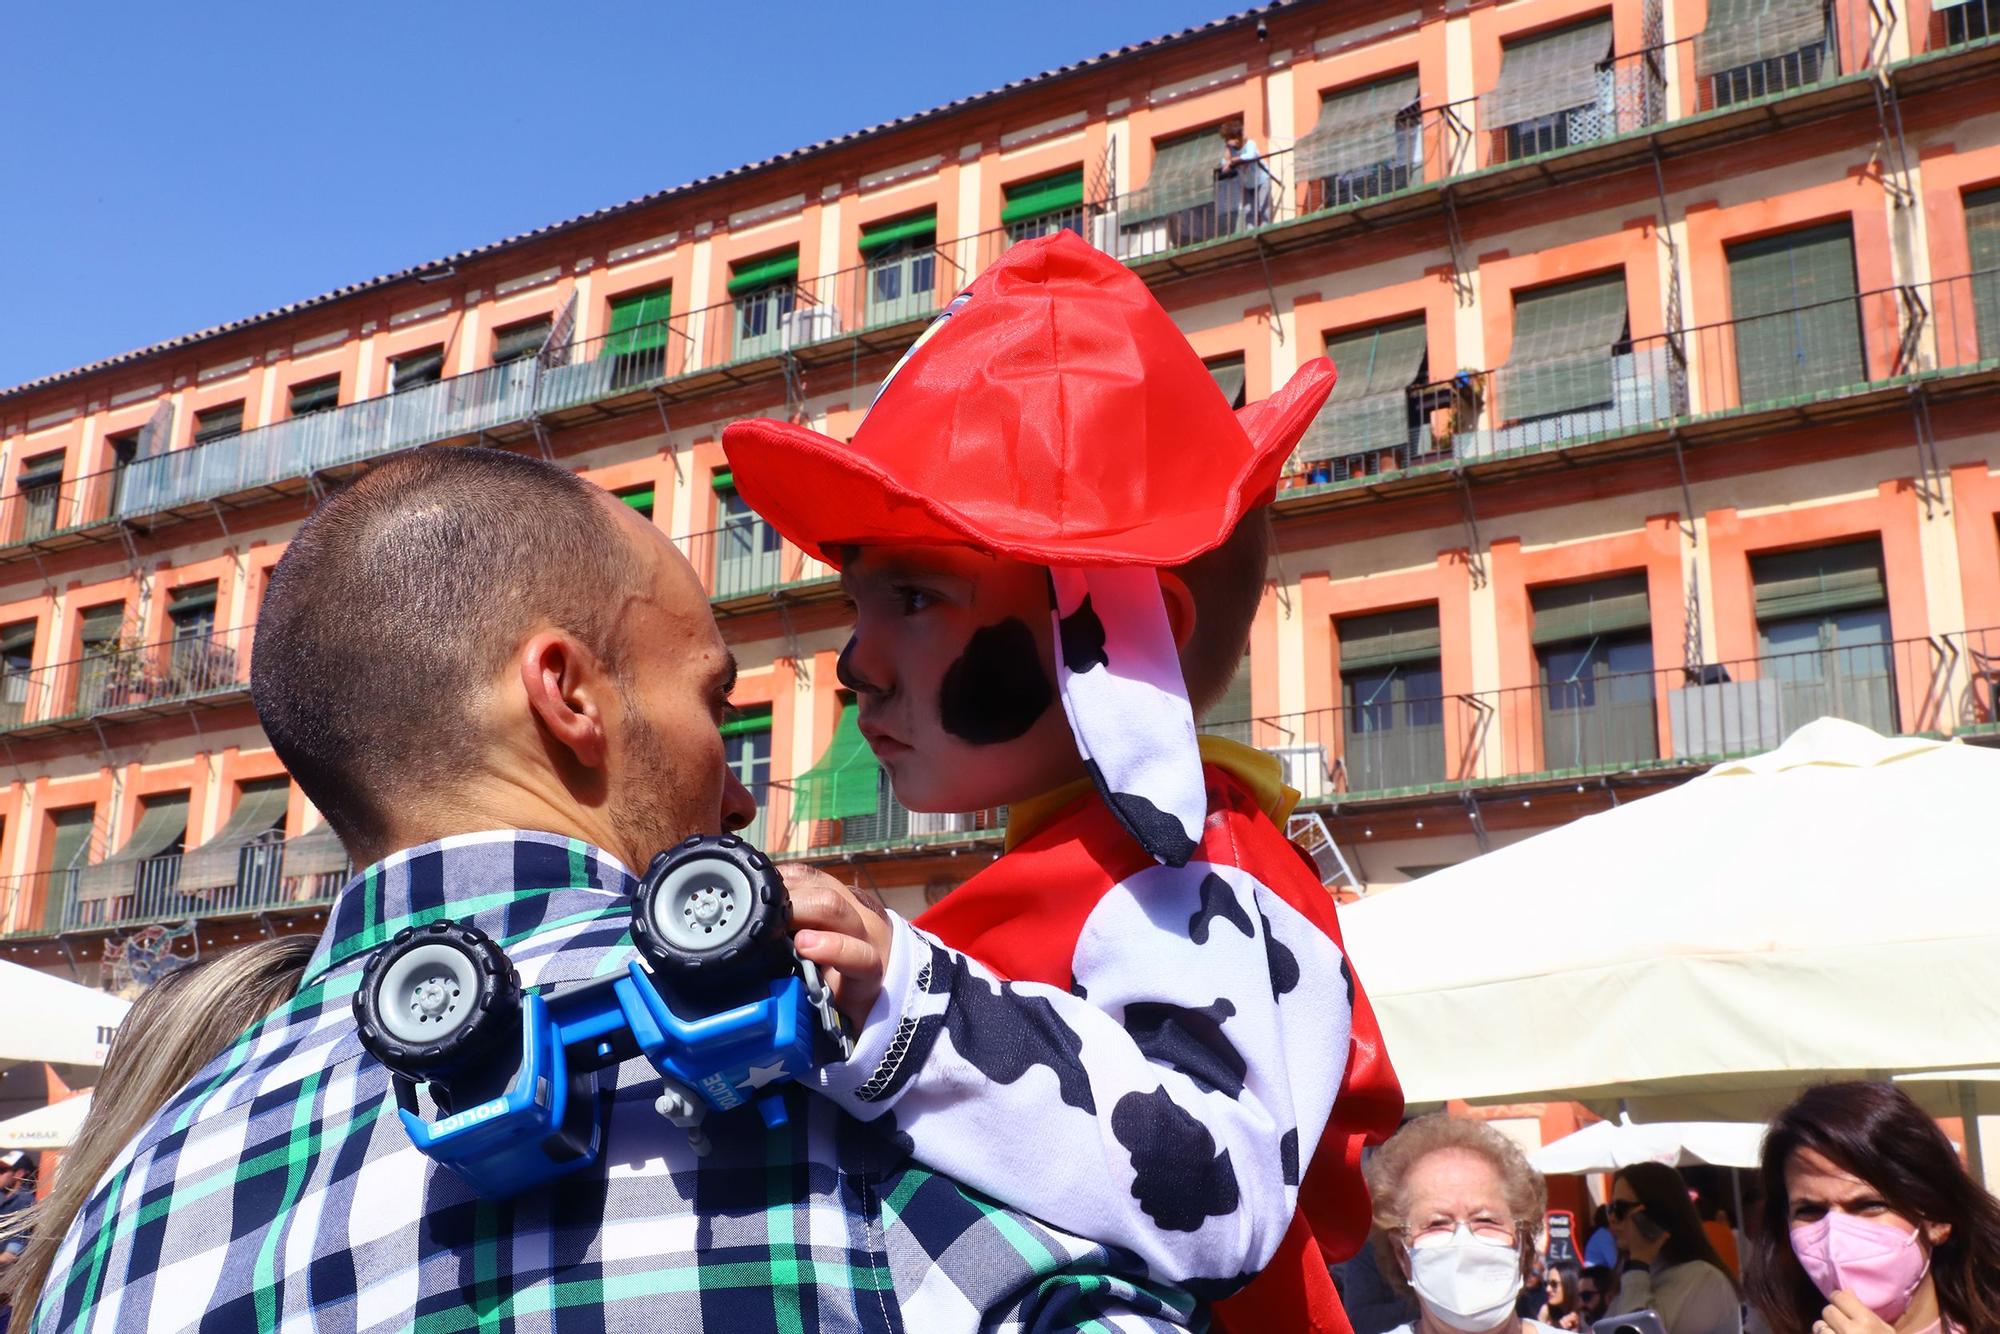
[1366,1115,1561,1334]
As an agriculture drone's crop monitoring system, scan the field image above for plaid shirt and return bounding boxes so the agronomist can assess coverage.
[31,831,1198,1333]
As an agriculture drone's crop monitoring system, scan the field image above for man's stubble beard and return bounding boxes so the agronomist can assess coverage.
[608,676,697,868]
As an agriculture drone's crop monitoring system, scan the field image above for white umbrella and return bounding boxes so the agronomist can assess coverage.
[1341,720,2000,1117]
[0,960,130,1067]
[1528,1114,1767,1174]
[0,1090,93,1150]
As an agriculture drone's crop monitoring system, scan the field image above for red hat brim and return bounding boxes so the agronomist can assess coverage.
[722,357,1333,569]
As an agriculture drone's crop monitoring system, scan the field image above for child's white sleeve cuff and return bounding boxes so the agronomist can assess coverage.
[815,911,936,1112]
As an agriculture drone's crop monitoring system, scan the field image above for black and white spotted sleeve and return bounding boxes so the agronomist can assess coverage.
[816,861,1353,1288]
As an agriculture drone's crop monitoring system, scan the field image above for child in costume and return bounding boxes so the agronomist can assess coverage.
[722,232,1403,1332]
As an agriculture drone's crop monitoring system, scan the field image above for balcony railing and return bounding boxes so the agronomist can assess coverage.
[1284,270,2000,490]
[671,521,836,605]
[1201,628,2000,802]
[1930,0,1999,51]
[791,773,1006,858]
[0,624,248,735]
[1482,41,1676,168]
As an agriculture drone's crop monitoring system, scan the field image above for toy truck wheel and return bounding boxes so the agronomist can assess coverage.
[631,835,789,990]
[354,920,520,1079]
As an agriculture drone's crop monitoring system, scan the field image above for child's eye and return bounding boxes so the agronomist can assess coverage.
[896,586,940,614]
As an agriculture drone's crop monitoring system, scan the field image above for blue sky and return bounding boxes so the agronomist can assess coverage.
[0,0,1235,389]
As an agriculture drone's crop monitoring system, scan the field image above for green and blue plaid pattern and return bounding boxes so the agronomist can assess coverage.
[32,831,1198,1333]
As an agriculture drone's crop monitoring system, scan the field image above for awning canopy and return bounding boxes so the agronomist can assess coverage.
[1487,17,1612,128]
[792,702,882,822]
[0,1089,93,1150]
[1002,169,1084,225]
[728,250,800,296]
[179,779,291,892]
[1296,72,1419,184]
[859,210,937,256]
[74,794,188,907]
[0,962,129,1068]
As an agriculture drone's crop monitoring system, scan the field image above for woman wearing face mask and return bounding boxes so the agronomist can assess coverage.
[1366,1115,1559,1334]
[1606,1162,1742,1332]
[1745,1082,2000,1334]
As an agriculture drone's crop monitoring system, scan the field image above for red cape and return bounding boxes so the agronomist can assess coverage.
[917,765,1405,1334]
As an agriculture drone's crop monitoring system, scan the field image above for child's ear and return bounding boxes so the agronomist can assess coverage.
[1157,571,1196,652]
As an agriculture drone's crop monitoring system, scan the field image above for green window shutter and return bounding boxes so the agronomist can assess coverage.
[178,777,290,890]
[18,450,65,490]
[392,348,446,392]
[117,793,191,860]
[1206,356,1247,409]
[858,210,937,256]
[288,376,341,417]
[728,250,801,296]
[711,469,734,492]
[1296,73,1420,185]
[492,318,553,364]
[604,287,672,358]
[0,619,34,656]
[193,403,245,445]
[1488,18,1613,128]
[1727,222,1864,404]
[1002,169,1085,225]
[1752,540,1887,621]
[43,804,95,929]
[1530,573,1653,645]
[1968,187,2000,360]
[719,704,773,739]
[793,702,883,821]
[616,484,656,519]
[169,582,219,614]
[1302,317,1430,458]
[1125,127,1226,225]
[79,603,125,648]
[1338,605,1442,671]
[1698,0,1830,77]
[1505,272,1629,419]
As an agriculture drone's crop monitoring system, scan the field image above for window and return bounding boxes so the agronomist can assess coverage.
[74,790,190,922]
[75,601,127,715]
[1726,222,1865,405]
[1699,0,1834,106]
[1003,168,1087,243]
[391,347,446,392]
[723,705,773,848]
[601,287,672,388]
[107,430,140,516]
[1337,606,1445,792]
[1967,186,2000,361]
[288,376,341,418]
[0,619,33,727]
[1489,18,1616,161]
[42,804,96,931]
[1937,0,1999,46]
[17,449,66,541]
[1205,355,1248,410]
[615,483,656,521]
[1297,318,1430,480]
[193,402,245,446]
[492,317,552,366]
[728,250,800,360]
[1752,539,1896,738]
[1531,574,1658,771]
[712,471,783,599]
[1297,73,1422,211]
[1505,272,1631,424]
[178,776,291,896]
[860,211,938,327]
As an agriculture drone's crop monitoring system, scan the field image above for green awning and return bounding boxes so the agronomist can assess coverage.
[288,376,341,417]
[603,286,671,358]
[18,451,64,489]
[617,485,655,517]
[179,778,291,891]
[1488,17,1612,128]
[1124,127,1225,225]
[1296,73,1420,185]
[1967,186,2000,358]
[1531,574,1652,646]
[1315,317,1431,454]
[793,702,883,821]
[1752,540,1887,621]
[720,705,773,739]
[79,602,124,647]
[727,250,800,296]
[1698,0,1831,78]
[1206,357,1247,409]
[1338,606,1442,672]
[1002,170,1084,225]
[0,620,34,655]
[1727,222,1864,404]
[859,210,937,256]
[76,792,189,905]
[168,582,218,613]
[1506,272,1629,419]
[711,469,734,492]
[392,349,445,392]
[493,317,553,364]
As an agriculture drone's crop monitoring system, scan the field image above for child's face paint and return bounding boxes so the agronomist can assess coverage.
[840,546,1083,812]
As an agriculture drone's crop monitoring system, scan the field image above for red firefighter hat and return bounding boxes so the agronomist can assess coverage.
[721,229,1334,568]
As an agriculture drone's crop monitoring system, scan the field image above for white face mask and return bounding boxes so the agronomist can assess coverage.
[1407,1226,1526,1333]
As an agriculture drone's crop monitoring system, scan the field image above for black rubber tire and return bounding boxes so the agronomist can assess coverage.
[353,920,521,1081]
[630,834,792,995]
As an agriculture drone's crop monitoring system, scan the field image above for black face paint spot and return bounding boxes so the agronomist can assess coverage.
[1187,873,1254,945]
[835,637,882,696]
[1112,1087,1241,1232]
[937,617,1054,745]
[1058,594,1110,674]
[1123,997,1245,1098]
[1083,759,1199,867]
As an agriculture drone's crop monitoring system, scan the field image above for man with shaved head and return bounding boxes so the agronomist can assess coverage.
[29,446,1196,1333]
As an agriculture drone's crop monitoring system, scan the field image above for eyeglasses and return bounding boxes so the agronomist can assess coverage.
[1394,1217,1524,1248]
[1607,1200,1646,1222]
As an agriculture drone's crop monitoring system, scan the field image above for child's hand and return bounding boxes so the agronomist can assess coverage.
[781,864,893,1033]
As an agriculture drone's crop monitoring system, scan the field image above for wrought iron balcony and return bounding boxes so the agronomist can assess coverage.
[790,772,1006,859]
[1200,628,2000,803]
[0,624,250,737]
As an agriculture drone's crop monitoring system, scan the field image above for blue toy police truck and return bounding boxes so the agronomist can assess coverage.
[351,835,852,1198]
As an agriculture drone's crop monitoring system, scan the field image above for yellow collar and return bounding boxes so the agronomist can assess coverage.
[1004,735,1300,851]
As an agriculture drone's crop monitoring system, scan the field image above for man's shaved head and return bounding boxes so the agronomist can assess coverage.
[252,447,639,854]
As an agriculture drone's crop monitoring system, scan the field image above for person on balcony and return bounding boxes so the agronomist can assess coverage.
[24,448,1200,1333]
[1217,118,1274,232]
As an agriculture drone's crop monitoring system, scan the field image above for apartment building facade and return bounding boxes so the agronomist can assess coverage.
[0,0,1995,992]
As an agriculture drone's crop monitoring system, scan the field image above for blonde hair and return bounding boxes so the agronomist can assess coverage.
[1366,1113,1550,1292]
[0,934,315,1331]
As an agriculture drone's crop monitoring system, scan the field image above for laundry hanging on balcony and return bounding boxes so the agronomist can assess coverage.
[1504,272,1630,420]
[1123,127,1227,225]
[1486,17,1613,130]
[1697,0,1831,78]
[791,701,883,822]
[176,779,291,893]
[1295,73,1420,187]
[73,793,189,914]
[1304,318,1431,459]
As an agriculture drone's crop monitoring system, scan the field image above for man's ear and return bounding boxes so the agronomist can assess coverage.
[518,630,611,770]
[1157,571,1196,652]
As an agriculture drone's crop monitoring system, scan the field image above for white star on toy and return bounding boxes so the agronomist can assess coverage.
[736,1061,788,1091]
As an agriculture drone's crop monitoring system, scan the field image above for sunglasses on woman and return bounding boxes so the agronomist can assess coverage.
[1607,1200,1646,1222]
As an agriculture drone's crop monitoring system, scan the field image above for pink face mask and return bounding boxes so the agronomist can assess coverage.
[1790,1212,1931,1323]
